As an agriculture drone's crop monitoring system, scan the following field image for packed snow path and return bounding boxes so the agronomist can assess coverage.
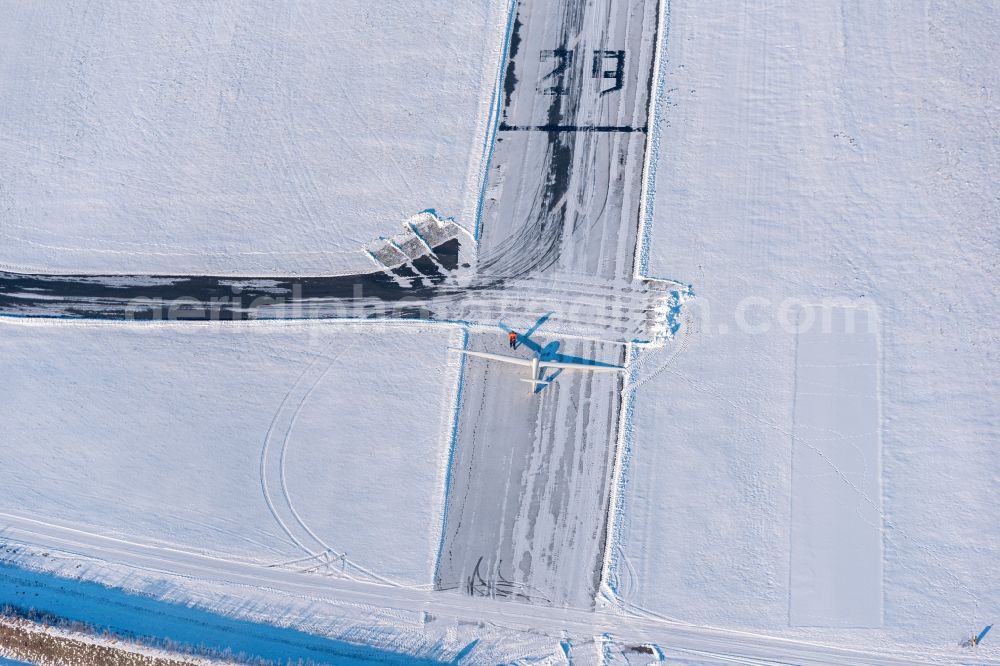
[435,0,662,608]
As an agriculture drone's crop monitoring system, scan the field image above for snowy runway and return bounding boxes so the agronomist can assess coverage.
[436,0,663,608]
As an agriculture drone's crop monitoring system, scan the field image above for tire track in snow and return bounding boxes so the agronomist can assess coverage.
[258,339,399,586]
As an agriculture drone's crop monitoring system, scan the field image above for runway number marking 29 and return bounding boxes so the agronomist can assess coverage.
[538,49,627,96]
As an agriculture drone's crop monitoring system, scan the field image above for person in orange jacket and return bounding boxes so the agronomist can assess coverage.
[508,330,517,349]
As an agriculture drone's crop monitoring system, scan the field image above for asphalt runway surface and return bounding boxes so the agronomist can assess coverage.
[435,0,661,608]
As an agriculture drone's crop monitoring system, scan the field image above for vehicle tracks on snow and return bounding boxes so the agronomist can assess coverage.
[258,338,399,586]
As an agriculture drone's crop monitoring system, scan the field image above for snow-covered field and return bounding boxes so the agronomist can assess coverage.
[789,305,882,629]
[617,0,998,653]
[0,0,997,662]
[0,1,507,275]
[0,318,462,587]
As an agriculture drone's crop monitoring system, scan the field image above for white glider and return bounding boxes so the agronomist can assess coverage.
[449,315,624,394]
[451,349,624,393]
